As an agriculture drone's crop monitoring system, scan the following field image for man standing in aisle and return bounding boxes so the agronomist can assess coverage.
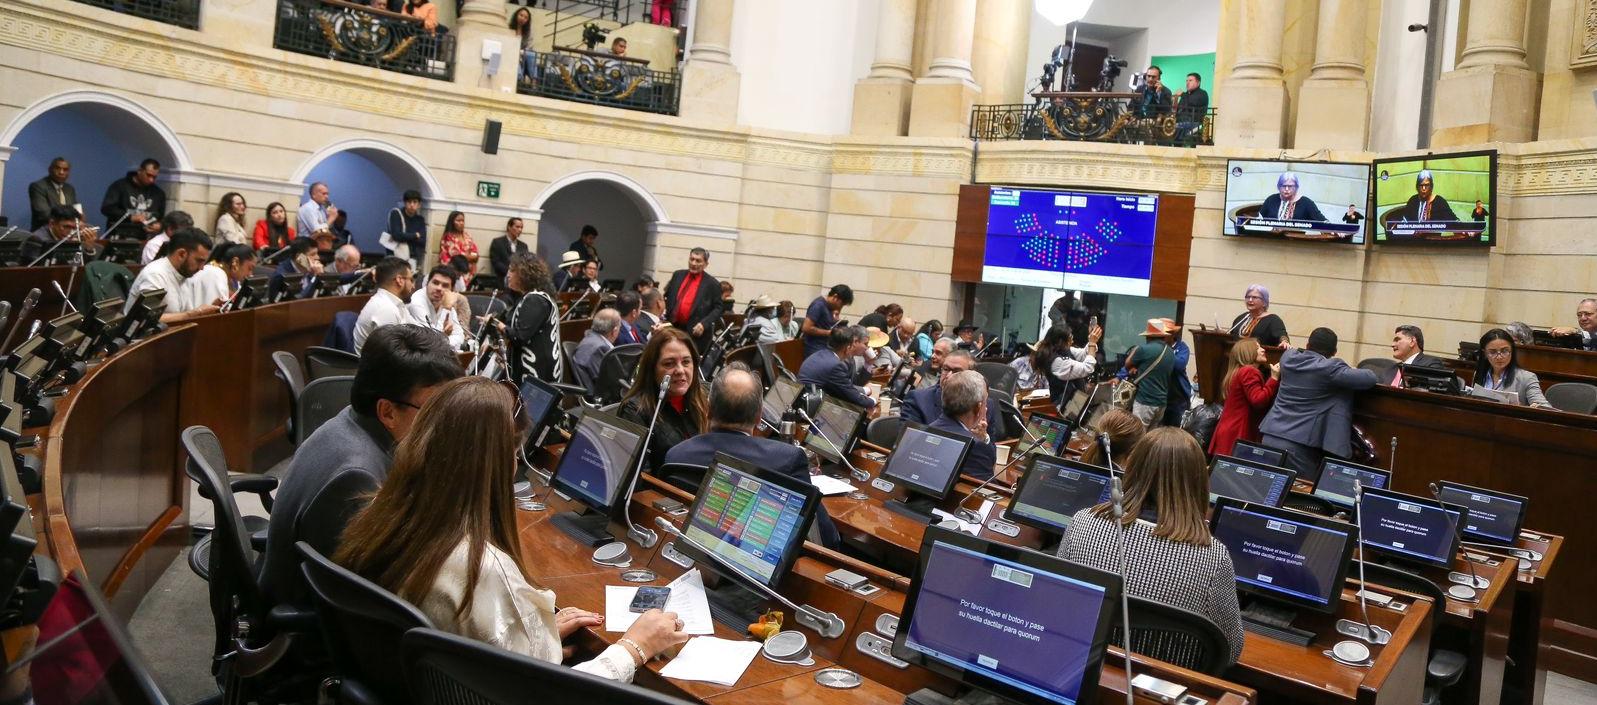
[662,247,723,356]
[298,182,338,241]
[801,284,852,360]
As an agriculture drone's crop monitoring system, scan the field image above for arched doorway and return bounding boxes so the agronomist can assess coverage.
[290,139,444,254]
[2,91,191,231]
[531,171,667,287]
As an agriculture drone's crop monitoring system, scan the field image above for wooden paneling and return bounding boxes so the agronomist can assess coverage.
[951,185,990,283]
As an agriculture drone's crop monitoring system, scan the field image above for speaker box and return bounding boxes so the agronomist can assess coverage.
[482,119,502,155]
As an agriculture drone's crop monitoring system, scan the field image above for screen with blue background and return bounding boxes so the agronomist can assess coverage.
[1212,505,1352,607]
[1437,483,1523,545]
[553,415,641,510]
[982,188,1159,296]
[1360,489,1465,567]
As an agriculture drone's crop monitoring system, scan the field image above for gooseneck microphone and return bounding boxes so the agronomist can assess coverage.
[612,373,672,553]
[1388,437,1398,474]
[1098,431,1120,478]
[50,281,76,315]
[1429,482,1486,597]
[2,288,42,355]
[1107,465,1134,705]
[1336,480,1391,646]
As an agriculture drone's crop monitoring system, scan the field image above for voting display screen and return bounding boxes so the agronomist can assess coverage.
[1436,481,1526,545]
[1209,456,1295,506]
[1023,413,1073,456]
[1230,440,1286,468]
[682,457,814,587]
[1007,456,1112,534]
[981,187,1159,297]
[1312,459,1390,510]
[802,396,862,464]
[1210,500,1355,611]
[550,412,644,511]
[882,424,973,498]
[1359,487,1467,568]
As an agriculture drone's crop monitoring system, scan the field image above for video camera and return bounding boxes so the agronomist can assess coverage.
[1098,55,1128,92]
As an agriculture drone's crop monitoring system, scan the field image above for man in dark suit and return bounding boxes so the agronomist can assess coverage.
[663,247,724,356]
[664,363,840,547]
[614,290,646,346]
[901,349,1002,433]
[1380,324,1448,386]
[28,157,78,231]
[799,326,878,412]
[568,224,602,269]
[1259,328,1378,483]
[928,370,998,480]
[637,289,665,342]
[488,216,530,281]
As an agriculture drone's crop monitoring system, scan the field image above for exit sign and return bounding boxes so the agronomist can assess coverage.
[476,181,501,199]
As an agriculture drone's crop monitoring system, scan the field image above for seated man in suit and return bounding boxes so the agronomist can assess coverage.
[572,308,620,391]
[914,337,952,390]
[1259,328,1378,483]
[901,349,1003,433]
[798,325,878,414]
[664,363,840,548]
[1381,324,1447,386]
[928,370,998,481]
[613,290,646,346]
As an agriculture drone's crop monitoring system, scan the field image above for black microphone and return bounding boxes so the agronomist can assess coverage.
[1,288,41,354]
[1429,482,1486,596]
[610,372,672,555]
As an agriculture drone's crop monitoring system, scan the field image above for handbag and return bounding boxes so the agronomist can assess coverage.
[1111,344,1168,410]
[377,207,409,261]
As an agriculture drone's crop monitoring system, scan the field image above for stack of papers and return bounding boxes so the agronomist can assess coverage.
[931,500,994,536]
[811,475,857,496]
[604,569,714,634]
[658,637,763,686]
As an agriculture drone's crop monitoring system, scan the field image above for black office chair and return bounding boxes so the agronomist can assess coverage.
[1281,493,1337,517]
[273,350,308,446]
[865,416,904,450]
[1359,562,1467,705]
[181,428,276,581]
[561,340,581,386]
[1109,595,1235,676]
[306,346,361,381]
[299,541,434,705]
[975,361,1019,397]
[1545,382,1597,414]
[595,343,644,405]
[297,376,354,445]
[465,294,507,335]
[992,392,1024,443]
[403,628,697,705]
[657,462,709,495]
[1356,358,1397,376]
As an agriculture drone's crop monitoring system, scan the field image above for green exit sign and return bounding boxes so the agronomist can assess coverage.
[476,181,501,199]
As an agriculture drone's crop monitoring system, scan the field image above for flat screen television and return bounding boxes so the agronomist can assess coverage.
[980,186,1159,296]
[1223,159,1370,244]
[1371,149,1496,246]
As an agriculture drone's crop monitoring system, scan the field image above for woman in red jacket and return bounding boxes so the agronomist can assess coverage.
[1208,338,1279,457]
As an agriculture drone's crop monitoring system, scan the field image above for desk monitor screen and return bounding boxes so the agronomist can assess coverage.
[1231,440,1287,469]
[894,526,1120,705]
[1222,159,1370,245]
[761,377,801,425]
[1,373,17,435]
[517,377,561,438]
[1359,486,1468,569]
[679,452,820,588]
[1005,455,1112,536]
[1022,412,1073,456]
[10,337,48,382]
[1209,456,1297,507]
[0,449,35,603]
[1209,498,1356,613]
[802,395,864,465]
[549,410,646,514]
[1372,149,1496,246]
[880,422,974,500]
[1313,459,1391,510]
[1436,481,1527,546]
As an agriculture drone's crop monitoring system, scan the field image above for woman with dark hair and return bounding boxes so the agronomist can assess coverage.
[617,327,708,472]
[495,252,562,384]
[777,300,799,339]
[1058,428,1244,662]
[253,202,295,251]
[1475,328,1552,408]
[509,7,539,86]
[1031,322,1101,407]
[858,303,903,332]
[1208,338,1279,457]
[438,211,479,287]
[213,192,249,246]
[191,243,258,307]
[336,377,688,681]
[914,319,944,361]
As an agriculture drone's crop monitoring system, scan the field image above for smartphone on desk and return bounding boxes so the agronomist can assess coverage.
[629,586,671,613]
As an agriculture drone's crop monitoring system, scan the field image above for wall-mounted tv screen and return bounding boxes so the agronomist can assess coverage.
[1223,160,1369,245]
[1371,149,1496,246]
[980,186,1159,297]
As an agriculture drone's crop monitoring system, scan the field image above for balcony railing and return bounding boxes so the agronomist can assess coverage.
[69,0,201,29]
[274,0,456,81]
[517,47,680,116]
[971,93,1216,148]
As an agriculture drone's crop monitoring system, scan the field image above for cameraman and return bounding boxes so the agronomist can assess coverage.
[1131,65,1173,117]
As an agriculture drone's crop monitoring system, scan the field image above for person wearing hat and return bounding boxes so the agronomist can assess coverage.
[743,295,785,344]
[953,320,986,354]
[862,326,898,371]
[798,325,879,415]
[1258,327,1378,483]
[1122,318,1179,428]
[1159,317,1195,428]
[552,250,585,291]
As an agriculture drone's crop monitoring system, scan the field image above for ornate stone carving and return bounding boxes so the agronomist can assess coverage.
[1573,0,1597,69]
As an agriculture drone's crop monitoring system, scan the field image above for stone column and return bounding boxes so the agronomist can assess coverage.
[851,0,919,135]
[1214,0,1290,148]
[1295,0,1369,150]
[908,0,981,137]
[1430,0,1537,145]
[679,0,742,125]
[970,0,1032,106]
[455,0,517,93]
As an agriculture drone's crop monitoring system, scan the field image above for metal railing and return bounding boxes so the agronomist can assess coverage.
[517,47,680,115]
[273,0,456,81]
[68,0,201,29]
[528,0,680,45]
[971,97,1216,148]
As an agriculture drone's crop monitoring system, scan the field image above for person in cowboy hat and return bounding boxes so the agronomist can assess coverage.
[743,294,786,344]
[953,319,985,353]
[551,250,586,292]
[1158,317,1195,428]
[1122,318,1179,428]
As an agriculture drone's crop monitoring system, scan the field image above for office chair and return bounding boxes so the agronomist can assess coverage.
[1545,382,1597,414]
[403,628,697,705]
[299,541,434,705]
[865,416,904,450]
[657,462,709,495]
[296,376,354,445]
[1360,562,1467,705]
[561,340,581,385]
[975,361,1019,398]
[1109,595,1234,676]
[1356,358,1398,376]
[305,346,361,381]
[595,343,644,405]
[181,427,276,580]
[273,351,308,446]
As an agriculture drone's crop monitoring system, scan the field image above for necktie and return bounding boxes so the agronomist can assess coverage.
[1391,366,1402,388]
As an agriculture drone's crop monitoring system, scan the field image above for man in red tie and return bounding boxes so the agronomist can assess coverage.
[663,247,724,356]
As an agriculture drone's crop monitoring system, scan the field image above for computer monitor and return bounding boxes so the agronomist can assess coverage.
[1312,459,1391,511]
[120,290,167,341]
[892,526,1120,705]
[1208,455,1297,507]
[1400,364,1460,395]
[276,273,307,302]
[1358,486,1468,569]
[1021,411,1073,456]
[78,298,125,359]
[516,376,562,441]
[235,276,269,310]
[312,273,344,297]
[761,377,801,426]
[549,410,647,517]
[802,395,864,465]
[1209,498,1356,614]
[1231,440,1287,468]
[1004,455,1112,537]
[1435,481,1527,546]
[0,450,36,604]
[756,342,783,387]
[880,422,973,501]
[678,452,820,589]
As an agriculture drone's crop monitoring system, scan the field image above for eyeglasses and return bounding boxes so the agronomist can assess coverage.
[1244,295,1263,301]
[1484,348,1513,358]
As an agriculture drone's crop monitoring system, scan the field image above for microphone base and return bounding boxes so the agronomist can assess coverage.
[627,525,659,549]
[1334,619,1392,645]
[1447,572,1489,589]
[797,605,846,639]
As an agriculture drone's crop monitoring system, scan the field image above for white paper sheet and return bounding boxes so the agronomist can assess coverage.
[811,475,857,496]
[658,637,762,686]
[931,499,994,536]
[604,568,715,634]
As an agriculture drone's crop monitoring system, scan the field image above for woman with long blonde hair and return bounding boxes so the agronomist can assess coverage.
[1208,338,1279,457]
[335,376,687,680]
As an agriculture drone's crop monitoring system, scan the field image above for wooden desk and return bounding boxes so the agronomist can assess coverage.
[1189,329,1283,406]
[0,264,140,355]
[1514,344,1597,380]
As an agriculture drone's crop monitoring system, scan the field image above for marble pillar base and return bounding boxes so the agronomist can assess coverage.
[907,78,979,138]
[1295,78,1370,150]
[851,77,914,136]
[1214,79,1289,148]
[679,61,742,125]
[1429,63,1539,146]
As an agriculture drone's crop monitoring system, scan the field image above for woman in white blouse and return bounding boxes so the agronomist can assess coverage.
[334,376,689,680]
[213,192,250,246]
[1031,323,1101,407]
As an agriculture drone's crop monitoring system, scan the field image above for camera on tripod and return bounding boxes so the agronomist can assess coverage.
[1098,55,1127,92]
